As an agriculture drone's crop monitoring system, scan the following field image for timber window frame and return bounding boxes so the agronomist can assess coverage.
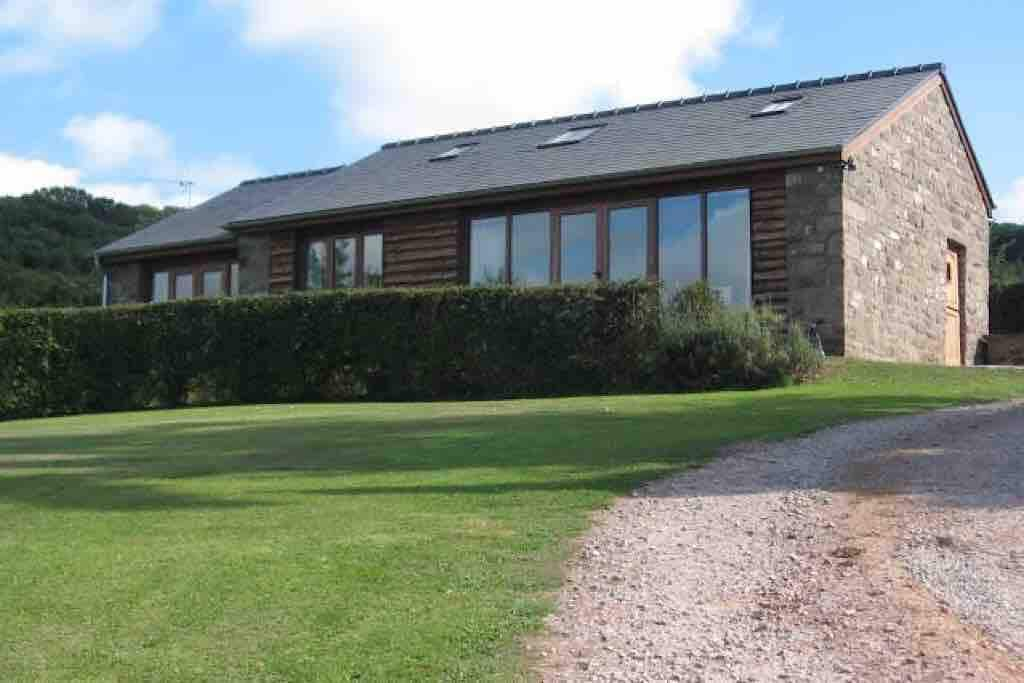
[303,232,386,290]
[466,188,752,304]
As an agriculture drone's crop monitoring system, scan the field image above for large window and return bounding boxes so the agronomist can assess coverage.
[334,237,356,288]
[511,212,550,285]
[560,211,597,283]
[364,234,384,287]
[305,233,385,290]
[707,189,751,307]
[202,270,224,298]
[658,195,703,300]
[608,206,647,281]
[466,188,751,304]
[152,271,170,303]
[174,272,194,300]
[470,217,507,285]
[306,241,327,290]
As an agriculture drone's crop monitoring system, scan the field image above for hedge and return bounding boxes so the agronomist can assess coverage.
[0,283,659,420]
[990,282,1024,333]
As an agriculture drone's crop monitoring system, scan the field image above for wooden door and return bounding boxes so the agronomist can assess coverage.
[944,249,962,366]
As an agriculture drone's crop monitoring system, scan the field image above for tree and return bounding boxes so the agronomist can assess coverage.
[0,187,179,308]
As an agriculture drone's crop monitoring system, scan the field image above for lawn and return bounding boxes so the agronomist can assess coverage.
[1,360,1022,681]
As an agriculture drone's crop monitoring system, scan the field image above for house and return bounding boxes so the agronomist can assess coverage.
[97,63,994,366]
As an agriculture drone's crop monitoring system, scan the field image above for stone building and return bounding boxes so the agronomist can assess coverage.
[98,63,994,365]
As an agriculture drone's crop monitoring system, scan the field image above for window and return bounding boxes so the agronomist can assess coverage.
[539,125,603,148]
[202,270,224,298]
[174,273,194,300]
[470,216,507,285]
[430,142,477,161]
[364,234,383,287]
[608,206,647,281]
[511,212,550,285]
[230,263,240,296]
[151,272,170,303]
[707,189,751,307]
[306,241,327,290]
[560,212,597,283]
[752,95,802,117]
[334,237,356,288]
[305,233,385,290]
[658,195,703,300]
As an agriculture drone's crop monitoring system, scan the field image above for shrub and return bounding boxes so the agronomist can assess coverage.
[0,280,823,421]
[0,283,659,420]
[990,282,1024,333]
[653,283,822,391]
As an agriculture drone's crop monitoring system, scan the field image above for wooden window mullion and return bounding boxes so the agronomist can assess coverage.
[647,199,658,281]
[700,193,709,280]
[596,207,608,281]
[505,213,512,285]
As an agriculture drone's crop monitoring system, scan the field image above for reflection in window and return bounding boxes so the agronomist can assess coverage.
[174,273,193,300]
[152,271,169,303]
[306,240,327,290]
[364,234,383,287]
[707,189,751,307]
[202,270,224,298]
[609,206,647,281]
[334,237,356,288]
[230,263,240,296]
[560,212,597,283]
[470,216,507,285]
[511,212,550,285]
[658,195,703,300]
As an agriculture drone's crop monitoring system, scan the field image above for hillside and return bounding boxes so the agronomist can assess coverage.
[0,187,177,308]
[991,221,1024,288]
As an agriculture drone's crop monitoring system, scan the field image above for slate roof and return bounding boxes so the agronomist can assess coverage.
[96,166,341,257]
[231,64,948,227]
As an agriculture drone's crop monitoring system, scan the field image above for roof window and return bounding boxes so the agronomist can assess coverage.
[430,142,477,161]
[752,95,803,117]
[538,124,604,148]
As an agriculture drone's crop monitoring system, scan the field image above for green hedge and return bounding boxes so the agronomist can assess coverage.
[990,282,1024,333]
[0,283,659,420]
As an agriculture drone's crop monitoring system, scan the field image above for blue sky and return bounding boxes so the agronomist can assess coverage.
[1,1,1021,220]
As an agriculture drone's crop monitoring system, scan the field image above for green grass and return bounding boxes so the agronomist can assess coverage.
[1,360,1022,681]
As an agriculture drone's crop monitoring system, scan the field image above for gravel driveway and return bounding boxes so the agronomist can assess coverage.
[537,402,1024,682]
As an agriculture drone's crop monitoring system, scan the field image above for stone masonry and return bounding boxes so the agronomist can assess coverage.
[844,85,990,364]
[785,164,846,354]
[785,80,990,364]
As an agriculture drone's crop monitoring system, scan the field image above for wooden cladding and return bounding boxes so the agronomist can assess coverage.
[383,219,460,287]
[269,229,297,293]
[750,172,787,310]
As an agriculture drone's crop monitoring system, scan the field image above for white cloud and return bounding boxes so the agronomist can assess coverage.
[63,113,172,171]
[215,0,754,141]
[0,152,81,195]
[2,115,260,207]
[0,0,162,73]
[996,177,1024,223]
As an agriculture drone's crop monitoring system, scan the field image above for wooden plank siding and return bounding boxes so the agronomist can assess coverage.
[383,219,460,287]
[252,170,790,307]
[269,229,297,293]
[750,172,788,311]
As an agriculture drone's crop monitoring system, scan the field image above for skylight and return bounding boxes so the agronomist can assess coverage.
[752,95,803,118]
[538,125,604,148]
[430,142,477,161]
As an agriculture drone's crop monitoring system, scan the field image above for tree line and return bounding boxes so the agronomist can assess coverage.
[0,187,177,308]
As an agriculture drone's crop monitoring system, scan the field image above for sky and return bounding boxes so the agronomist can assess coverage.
[1,0,1022,220]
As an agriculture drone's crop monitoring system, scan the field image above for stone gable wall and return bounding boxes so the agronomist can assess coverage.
[843,84,990,364]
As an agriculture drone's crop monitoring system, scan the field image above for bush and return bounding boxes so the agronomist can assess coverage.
[653,284,822,391]
[990,282,1024,333]
[0,283,659,420]
[0,280,823,421]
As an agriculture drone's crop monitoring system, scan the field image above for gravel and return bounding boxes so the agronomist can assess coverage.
[537,402,1024,682]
